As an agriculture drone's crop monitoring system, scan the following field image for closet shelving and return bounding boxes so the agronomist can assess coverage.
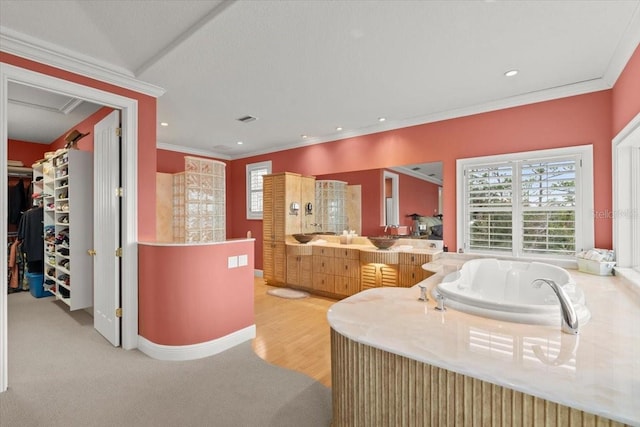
[41,149,93,310]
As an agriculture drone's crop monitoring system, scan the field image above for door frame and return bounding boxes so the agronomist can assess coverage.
[0,63,139,392]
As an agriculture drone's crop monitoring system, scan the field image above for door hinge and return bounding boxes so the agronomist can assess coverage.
[115,247,123,257]
[116,127,122,137]
[116,187,124,197]
[116,308,122,318]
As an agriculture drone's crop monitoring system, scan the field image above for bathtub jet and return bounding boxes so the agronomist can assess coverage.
[433,258,590,329]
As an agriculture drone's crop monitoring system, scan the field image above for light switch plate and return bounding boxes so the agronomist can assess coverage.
[238,254,248,267]
[228,256,238,268]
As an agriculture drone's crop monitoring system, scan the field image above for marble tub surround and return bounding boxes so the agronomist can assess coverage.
[434,258,591,327]
[327,267,640,425]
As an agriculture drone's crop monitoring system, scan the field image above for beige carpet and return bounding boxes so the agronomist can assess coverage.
[0,291,331,427]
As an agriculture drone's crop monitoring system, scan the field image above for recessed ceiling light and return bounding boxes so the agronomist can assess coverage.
[160,122,169,127]
[301,134,308,139]
[336,126,343,131]
[378,117,386,122]
[504,69,518,77]
[237,141,243,145]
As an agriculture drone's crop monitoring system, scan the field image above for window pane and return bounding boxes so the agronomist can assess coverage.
[469,211,513,251]
[521,160,576,208]
[467,165,513,208]
[522,210,575,255]
[250,168,267,191]
[246,161,271,219]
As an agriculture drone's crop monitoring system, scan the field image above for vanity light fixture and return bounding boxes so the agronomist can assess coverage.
[160,122,169,127]
[504,69,519,77]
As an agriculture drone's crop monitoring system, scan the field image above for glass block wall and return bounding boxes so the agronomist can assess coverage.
[173,156,226,243]
[172,172,185,242]
[315,180,348,234]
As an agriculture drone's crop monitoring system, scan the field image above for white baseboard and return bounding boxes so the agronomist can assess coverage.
[137,325,256,361]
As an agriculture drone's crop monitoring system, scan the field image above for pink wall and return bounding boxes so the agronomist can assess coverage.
[2,52,158,240]
[138,241,255,346]
[612,44,640,135]
[7,139,48,167]
[397,173,440,223]
[47,107,115,152]
[231,90,614,268]
[157,148,229,174]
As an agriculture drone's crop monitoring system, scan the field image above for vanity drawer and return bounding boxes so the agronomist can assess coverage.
[313,273,335,293]
[313,255,334,275]
[313,246,335,257]
[334,258,360,279]
[334,247,360,260]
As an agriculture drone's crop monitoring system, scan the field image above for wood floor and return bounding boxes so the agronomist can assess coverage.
[251,277,335,387]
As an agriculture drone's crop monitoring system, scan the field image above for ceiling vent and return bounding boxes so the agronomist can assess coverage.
[236,115,257,123]
[411,167,421,171]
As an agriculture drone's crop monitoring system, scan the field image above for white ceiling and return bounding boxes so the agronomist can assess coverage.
[2,0,640,172]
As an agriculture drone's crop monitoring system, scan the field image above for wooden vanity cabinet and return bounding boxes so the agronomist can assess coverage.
[360,264,399,290]
[263,172,314,286]
[264,241,286,285]
[333,248,361,297]
[286,244,313,289]
[398,252,434,287]
[312,246,335,293]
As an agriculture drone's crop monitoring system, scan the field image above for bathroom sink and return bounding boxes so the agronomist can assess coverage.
[368,236,397,250]
[292,233,315,244]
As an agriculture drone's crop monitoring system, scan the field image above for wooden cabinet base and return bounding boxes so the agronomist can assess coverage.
[330,329,624,427]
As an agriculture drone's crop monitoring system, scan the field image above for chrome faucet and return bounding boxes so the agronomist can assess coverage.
[418,285,429,301]
[532,279,579,335]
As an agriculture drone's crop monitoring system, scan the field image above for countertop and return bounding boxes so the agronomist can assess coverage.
[138,238,254,247]
[286,235,443,256]
[327,257,640,425]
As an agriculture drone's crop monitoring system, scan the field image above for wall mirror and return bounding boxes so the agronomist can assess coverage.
[316,161,443,239]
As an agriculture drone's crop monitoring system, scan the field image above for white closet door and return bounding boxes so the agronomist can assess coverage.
[93,110,121,346]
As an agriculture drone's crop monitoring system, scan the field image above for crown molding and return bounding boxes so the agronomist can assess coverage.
[156,142,231,160]
[231,77,610,161]
[0,27,165,98]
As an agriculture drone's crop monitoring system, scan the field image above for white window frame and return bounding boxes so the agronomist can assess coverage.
[246,161,271,220]
[612,113,640,287]
[457,145,594,263]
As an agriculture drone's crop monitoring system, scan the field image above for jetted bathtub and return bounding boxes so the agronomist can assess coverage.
[433,258,591,326]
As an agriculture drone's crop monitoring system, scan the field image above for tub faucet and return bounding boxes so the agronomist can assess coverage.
[418,285,429,302]
[531,279,579,335]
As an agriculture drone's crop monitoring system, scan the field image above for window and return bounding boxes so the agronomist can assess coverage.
[457,146,593,260]
[246,161,271,219]
[613,113,640,277]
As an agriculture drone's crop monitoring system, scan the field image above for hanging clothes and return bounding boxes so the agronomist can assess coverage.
[17,206,44,273]
[8,238,21,289]
[8,178,28,225]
